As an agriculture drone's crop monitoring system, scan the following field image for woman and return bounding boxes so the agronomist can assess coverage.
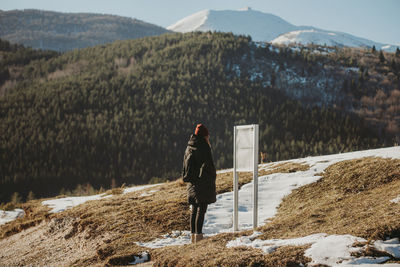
[182,124,216,243]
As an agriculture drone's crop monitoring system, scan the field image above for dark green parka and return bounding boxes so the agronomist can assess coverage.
[182,134,216,204]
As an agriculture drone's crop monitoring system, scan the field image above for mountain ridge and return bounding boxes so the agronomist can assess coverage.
[168,7,398,52]
[168,7,299,43]
[0,9,170,51]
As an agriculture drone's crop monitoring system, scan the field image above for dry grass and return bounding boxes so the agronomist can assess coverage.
[0,162,310,265]
[258,157,400,241]
[0,199,50,239]
[3,158,399,266]
[150,233,311,267]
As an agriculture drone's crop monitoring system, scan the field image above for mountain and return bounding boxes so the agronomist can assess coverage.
[0,33,398,204]
[168,7,398,52]
[168,7,298,42]
[271,28,398,51]
[0,9,170,51]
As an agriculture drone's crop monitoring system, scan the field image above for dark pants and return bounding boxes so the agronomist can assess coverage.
[190,203,208,234]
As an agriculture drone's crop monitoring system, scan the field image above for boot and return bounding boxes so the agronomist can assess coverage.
[194,233,204,243]
[191,234,195,244]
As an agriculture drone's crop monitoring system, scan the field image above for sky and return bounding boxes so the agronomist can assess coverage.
[1,0,399,45]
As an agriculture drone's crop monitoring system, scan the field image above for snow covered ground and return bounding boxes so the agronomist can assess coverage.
[391,195,400,204]
[42,194,111,213]
[0,209,25,226]
[129,251,150,265]
[137,146,400,265]
[42,184,161,213]
[227,233,400,266]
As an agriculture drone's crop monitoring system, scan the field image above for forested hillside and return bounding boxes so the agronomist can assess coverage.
[0,33,397,203]
[0,39,59,95]
[0,9,169,51]
[232,43,400,141]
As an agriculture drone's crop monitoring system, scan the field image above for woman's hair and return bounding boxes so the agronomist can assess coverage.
[195,124,209,137]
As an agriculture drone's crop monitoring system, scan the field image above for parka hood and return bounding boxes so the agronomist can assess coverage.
[188,134,207,147]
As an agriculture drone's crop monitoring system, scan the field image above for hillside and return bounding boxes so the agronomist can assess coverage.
[0,147,399,266]
[0,39,60,95]
[0,9,170,51]
[0,32,398,203]
[167,7,398,52]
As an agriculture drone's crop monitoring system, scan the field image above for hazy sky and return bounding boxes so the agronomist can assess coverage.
[1,0,399,45]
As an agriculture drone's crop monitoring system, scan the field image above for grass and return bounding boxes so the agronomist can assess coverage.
[257,157,400,242]
[1,157,399,266]
[150,233,311,267]
[0,202,17,211]
[0,199,51,239]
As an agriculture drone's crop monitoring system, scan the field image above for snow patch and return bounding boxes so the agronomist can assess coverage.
[227,232,325,253]
[129,251,150,265]
[250,71,263,81]
[217,168,233,174]
[373,238,400,258]
[123,184,161,194]
[391,195,400,204]
[0,209,25,226]
[42,184,161,213]
[139,189,159,197]
[136,231,192,248]
[305,234,365,266]
[228,233,399,266]
[232,64,241,77]
[42,194,110,213]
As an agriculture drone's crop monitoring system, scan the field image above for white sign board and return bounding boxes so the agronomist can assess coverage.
[233,124,259,231]
[235,126,256,172]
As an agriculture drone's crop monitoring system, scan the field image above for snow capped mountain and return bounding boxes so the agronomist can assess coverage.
[271,28,394,51]
[168,7,397,52]
[167,7,298,43]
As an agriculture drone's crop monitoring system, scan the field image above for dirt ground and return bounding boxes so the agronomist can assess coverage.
[0,217,115,266]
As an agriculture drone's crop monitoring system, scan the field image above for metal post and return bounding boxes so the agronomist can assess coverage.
[233,126,239,232]
[253,124,259,229]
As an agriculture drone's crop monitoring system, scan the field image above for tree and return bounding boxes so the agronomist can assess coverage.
[0,67,10,84]
[371,45,376,53]
[396,47,400,57]
[379,50,385,63]
[391,59,397,72]
[27,191,36,201]
[11,192,22,204]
